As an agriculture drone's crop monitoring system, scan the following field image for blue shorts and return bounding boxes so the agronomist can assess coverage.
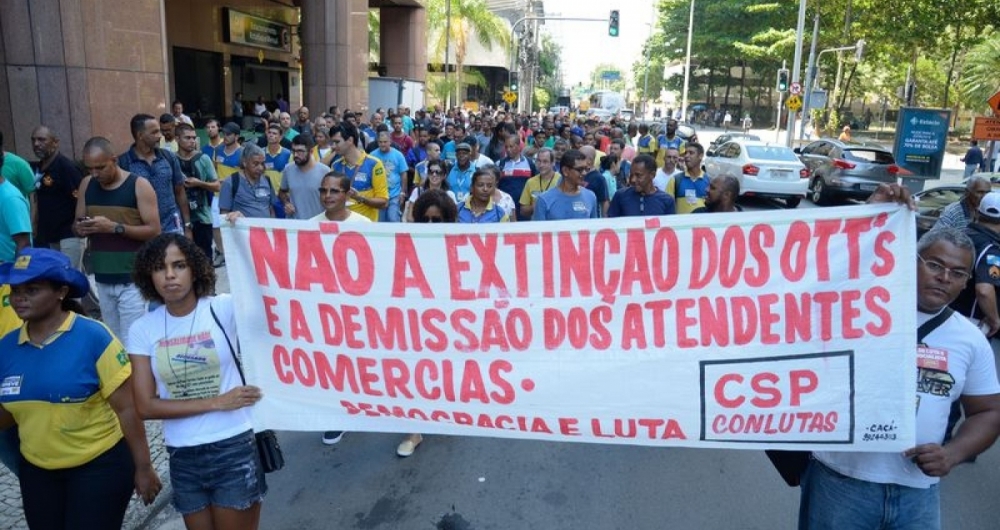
[167,429,267,515]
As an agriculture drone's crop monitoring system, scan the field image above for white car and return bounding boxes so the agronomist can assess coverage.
[704,140,810,208]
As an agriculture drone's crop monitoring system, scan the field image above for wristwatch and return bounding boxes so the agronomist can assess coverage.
[184,221,193,229]
[114,223,125,235]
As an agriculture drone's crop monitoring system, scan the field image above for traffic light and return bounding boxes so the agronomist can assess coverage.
[608,10,620,37]
[777,68,789,92]
[510,71,519,92]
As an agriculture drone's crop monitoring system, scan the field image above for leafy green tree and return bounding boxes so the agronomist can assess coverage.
[589,63,625,93]
[427,0,510,105]
[959,33,1000,112]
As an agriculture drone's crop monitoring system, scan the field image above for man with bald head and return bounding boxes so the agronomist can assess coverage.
[31,126,85,268]
[579,145,610,216]
[279,112,299,142]
[293,106,312,136]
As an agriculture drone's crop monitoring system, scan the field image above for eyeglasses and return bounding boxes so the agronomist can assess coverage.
[569,165,588,173]
[318,187,348,195]
[424,216,444,223]
[918,255,971,282]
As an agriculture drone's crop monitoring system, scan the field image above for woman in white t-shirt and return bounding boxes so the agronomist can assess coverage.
[128,233,266,530]
[404,159,456,222]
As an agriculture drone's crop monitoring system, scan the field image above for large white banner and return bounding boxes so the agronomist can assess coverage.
[222,204,916,451]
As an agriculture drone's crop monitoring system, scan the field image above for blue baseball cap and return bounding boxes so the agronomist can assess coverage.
[0,248,90,298]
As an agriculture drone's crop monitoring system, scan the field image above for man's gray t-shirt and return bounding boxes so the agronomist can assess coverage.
[219,173,274,218]
[532,187,599,220]
[280,162,330,220]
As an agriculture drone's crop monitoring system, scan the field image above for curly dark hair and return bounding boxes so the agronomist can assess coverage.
[133,233,216,303]
[413,189,457,223]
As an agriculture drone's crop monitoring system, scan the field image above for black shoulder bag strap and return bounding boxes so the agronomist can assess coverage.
[766,309,953,488]
[210,302,246,386]
[917,307,954,343]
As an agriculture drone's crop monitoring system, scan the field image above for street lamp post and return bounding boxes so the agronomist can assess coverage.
[642,22,653,120]
[680,0,694,123]
[444,0,452,108]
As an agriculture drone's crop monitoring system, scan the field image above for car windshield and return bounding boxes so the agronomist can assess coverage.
[746,145,799,162]
[917,188,963,214]
[844,149,895,165]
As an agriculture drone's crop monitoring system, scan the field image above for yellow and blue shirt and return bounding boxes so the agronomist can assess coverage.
[0,312,130,469]
[331,154,388,222]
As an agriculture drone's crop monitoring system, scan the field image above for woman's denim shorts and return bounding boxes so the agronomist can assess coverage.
[166,429,267,515]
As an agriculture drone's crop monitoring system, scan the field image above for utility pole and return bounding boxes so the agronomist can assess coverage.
[444,0,452,108]
[799,12,820,142]
[681,0,695,123]
[642,21,653,120]
[784,0,807,147]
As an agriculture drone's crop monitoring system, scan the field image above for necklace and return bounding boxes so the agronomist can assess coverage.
[539,173,556,193]
[164,304,198,398]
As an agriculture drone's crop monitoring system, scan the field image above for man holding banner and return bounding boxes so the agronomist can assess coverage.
[799,223,1000,530]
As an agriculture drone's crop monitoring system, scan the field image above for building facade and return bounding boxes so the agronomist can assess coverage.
[0,0,425,156]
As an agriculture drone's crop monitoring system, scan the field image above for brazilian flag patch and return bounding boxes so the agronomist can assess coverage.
[116,349,129,367]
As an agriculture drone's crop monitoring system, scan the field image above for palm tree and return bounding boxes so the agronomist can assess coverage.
[368,10,380,63]
[959,33,1000,112]
[427,0,510,106]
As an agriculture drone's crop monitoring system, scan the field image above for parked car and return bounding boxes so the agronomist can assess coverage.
[705,141,810,208]
[707,132,761,156]
[795,139,902,205]
[914,185,965,237]
[913,174,1000,236]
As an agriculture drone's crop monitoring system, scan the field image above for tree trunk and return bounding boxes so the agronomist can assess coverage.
[838,63,857,111]
[943,25,962,109]
[738,61,746,112]
[708,64,716,106]
[723,63,732,108]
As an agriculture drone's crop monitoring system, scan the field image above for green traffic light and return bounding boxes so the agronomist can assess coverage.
[609,28,619,37]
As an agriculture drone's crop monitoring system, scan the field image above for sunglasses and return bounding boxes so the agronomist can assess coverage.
[318,187,348,195]
[428,169,444,175]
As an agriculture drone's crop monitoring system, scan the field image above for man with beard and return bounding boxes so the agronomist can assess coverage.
[692,175,741,213]
[118,114,191,235]
[175,123,220,259]
[201,119,224,158]
[279,135,328,220]
[30,126,84,267]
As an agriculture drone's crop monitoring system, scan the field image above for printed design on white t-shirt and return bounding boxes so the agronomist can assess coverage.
[155,330,222,400]
[916,343,955,400]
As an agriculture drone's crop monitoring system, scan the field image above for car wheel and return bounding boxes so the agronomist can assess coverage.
[785,196,801,209]
[810,178,829,206]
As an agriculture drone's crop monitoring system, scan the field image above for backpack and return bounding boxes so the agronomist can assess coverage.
[230,171,273,206]
[178,152,206,209]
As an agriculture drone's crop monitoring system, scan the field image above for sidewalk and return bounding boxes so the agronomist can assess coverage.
[0,264,230,530]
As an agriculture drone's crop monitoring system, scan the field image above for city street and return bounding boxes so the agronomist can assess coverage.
[146,412,1000,529]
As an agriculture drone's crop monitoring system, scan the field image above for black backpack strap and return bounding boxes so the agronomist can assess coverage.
[918,307,954,343]
[230,172,241,205]
[210,302,246,385]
